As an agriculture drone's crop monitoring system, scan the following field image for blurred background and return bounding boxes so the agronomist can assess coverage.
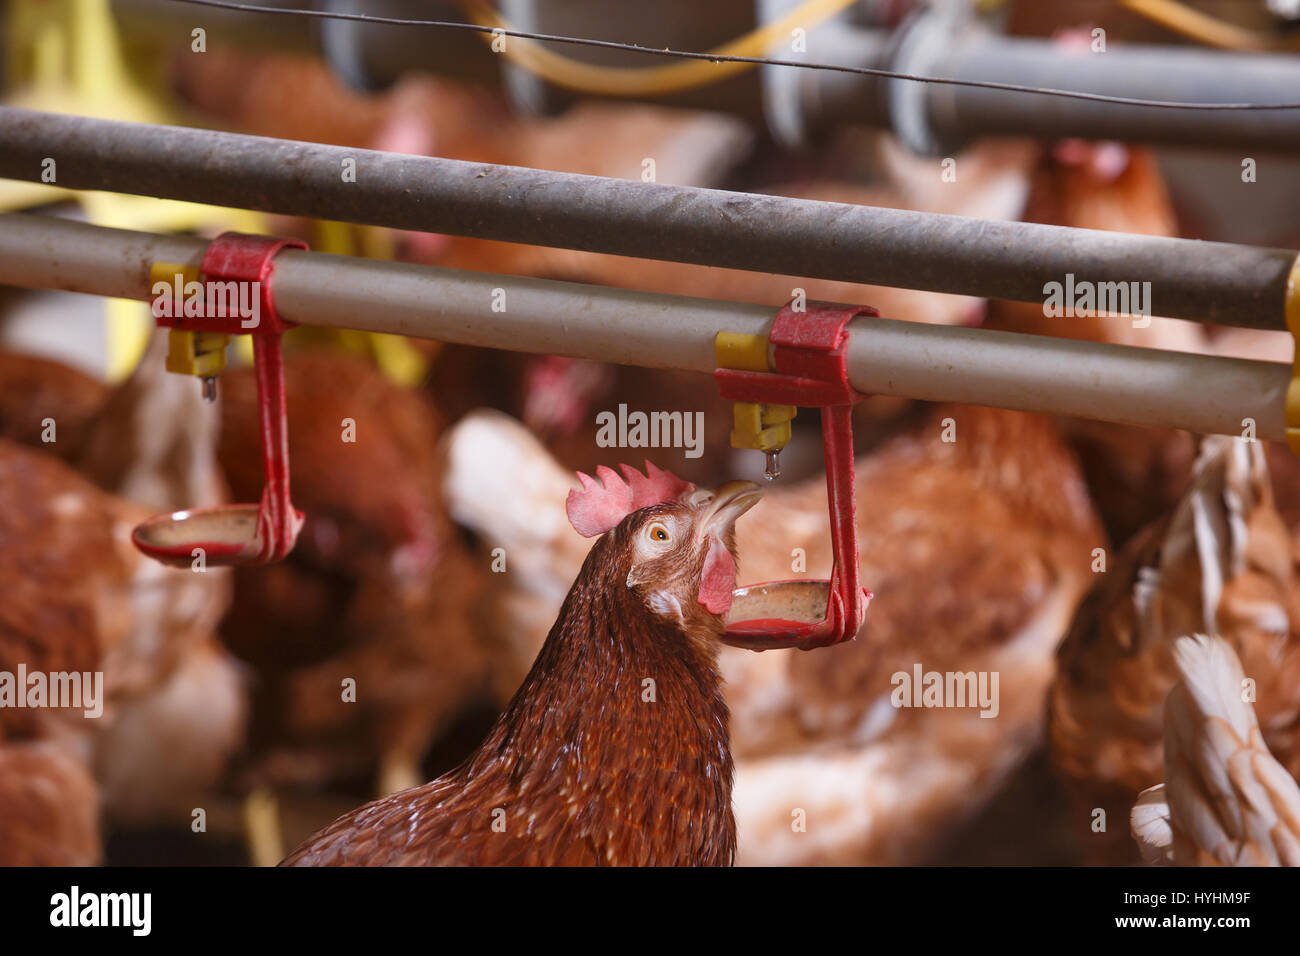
[2,0,1300,866]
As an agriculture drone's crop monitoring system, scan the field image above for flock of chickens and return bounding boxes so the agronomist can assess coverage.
[2,48,1300,866]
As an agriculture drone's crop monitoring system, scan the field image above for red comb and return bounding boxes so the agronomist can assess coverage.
[566,462,693,537]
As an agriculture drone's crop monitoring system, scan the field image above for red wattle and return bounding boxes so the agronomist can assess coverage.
[699,538,737,615]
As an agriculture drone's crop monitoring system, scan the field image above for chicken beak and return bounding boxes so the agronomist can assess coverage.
[704,480,763,533]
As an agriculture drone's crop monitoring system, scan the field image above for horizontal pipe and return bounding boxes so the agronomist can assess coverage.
[0,107,1295,331]
[0,212,1287,441]
[777,18,1300,154]
[933,35,1300,153]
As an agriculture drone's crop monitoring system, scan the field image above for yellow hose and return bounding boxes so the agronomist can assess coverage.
[459,0,863,97]
[1120,0,1300,52]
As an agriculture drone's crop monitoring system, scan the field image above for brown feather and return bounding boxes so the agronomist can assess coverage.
[283,502,739,866]
[0,741,100,866]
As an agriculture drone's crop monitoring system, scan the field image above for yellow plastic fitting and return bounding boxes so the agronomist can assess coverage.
[715,330,797,453]
[731,401,796,451]
[715,331,771,372]
[149,261,229,378]
[149,261,199,295]
[165,329,229,378]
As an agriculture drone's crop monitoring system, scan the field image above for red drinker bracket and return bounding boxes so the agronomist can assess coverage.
[131,232,307,568]
[714,300,875,650]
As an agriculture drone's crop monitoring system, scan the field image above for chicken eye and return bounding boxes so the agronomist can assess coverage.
[647,523,670,543]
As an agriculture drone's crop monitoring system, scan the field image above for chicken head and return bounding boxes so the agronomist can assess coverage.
[566,462,761,641]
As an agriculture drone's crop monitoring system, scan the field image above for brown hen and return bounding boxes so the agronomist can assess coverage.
[283,473,763,866]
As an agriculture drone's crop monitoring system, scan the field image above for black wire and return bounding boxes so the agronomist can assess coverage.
[165,0,1300,111]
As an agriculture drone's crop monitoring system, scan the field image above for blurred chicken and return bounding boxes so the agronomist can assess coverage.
[1210,326,1292,366]
[284,467,765,866]
[999,142,1191,351]
[0,740,100,866]
[0,441,142,740]
[1131,634,1300,866]
[1208,331,1299,534]
[218,349,486,797]
[988,141,1208,547]
[0,335,244,832]
[444,403,1104,863]
[1051,436,1300,864]
[65,335,240,825]
[77,331,228,515]
[0,333,228,512]
[169,50,502,164]
[0,350,109,463]
[170,48,749,178]
[0,436,222,861]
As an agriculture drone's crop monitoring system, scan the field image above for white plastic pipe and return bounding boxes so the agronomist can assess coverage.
[0,213,1288,441]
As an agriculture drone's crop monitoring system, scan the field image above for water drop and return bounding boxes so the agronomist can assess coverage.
[763,450,781,481]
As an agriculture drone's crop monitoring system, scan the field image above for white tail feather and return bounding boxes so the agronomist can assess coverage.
[1133,437,1268,647]
[1131,784,1174,864]
[1132,634,1300,866]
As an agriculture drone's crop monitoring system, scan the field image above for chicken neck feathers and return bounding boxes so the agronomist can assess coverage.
[282,527,734,866]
